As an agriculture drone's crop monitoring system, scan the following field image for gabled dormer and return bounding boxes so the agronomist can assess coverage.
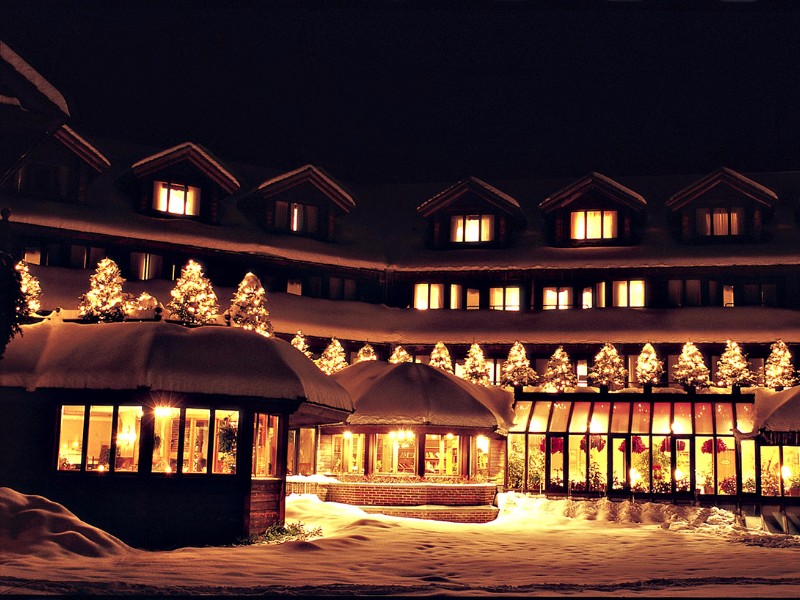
[248,165,355,241]
[416,177,526,249]
[538,172,646,247]
[665,167,777,243]
[130,142,240,225]
[1,124,109,203]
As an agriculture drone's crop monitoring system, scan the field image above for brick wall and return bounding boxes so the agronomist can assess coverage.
[360,505,499,524]
[287,481,497,507]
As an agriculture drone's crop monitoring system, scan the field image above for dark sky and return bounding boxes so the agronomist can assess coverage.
[3,1,800,183]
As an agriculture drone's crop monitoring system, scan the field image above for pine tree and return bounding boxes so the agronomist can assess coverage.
[356,343,378,362]
[291,331,313,358]
[542,346,577,392]
[15,260,41,317]
[636,343,664,385]
[78,258,131,322]
[388,345,412,363]
[716,340,754,387]
[316,337,348,374]
[764,339,796,389]
[166,260,219,325]
[500,341,537,388]
[133,291,159,311]
[228,272,273,337]
[672,342,711,388]
[588,342,628,389]
[462,342,492,387]
[429,341,454,373]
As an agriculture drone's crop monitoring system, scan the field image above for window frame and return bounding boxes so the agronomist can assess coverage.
[695,207,745,237]
[449,213,496,243]
[569,210,618,241]
[152,180,201,217]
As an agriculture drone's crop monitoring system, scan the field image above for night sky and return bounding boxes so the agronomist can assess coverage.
[3,2,800,184]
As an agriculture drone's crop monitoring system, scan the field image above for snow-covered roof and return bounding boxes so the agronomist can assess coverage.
[538,171,647,212]
[0,316,353,424]
[131,142,240,194]
[256,164,356,212]
[0,41,69,117]
[666,167,778,210]
[741,387,800,435]
[331,360,514,431]
[416,176,525,219]
[54,125,110,172]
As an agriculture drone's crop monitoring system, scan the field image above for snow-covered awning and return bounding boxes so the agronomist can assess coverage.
[0,316,353,425]
[736,387,800,444]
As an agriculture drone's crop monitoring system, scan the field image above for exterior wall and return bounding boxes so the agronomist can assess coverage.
[359,505,498,523]
[248,479,284,534]
[287,480,497,507]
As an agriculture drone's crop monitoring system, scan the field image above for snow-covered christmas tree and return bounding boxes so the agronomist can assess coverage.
[500,341,537,388]
[716,340,754,388]
[429,341,454,373]
[166,260,219,325]
[635,343,664,386]
[355,343,378,362]
[316,338,348,374]
[541,346,577,392]
[15,260,41,317]
[228,272,273,337]
[388,345,412,363]
[291,331,313,358]
[78,258,132,322]
[672,342,711,389]
[588,342,627,389]
[764,339,796,389]
[461,342,492,387]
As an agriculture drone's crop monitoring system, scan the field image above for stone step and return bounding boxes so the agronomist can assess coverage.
[358,504,499,524]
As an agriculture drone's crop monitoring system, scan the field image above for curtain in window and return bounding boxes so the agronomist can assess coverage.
[713,208,729,235]
[570,211,585,240]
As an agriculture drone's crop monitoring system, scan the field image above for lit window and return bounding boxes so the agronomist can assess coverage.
[183,408,210,474]
[570,210,617,240]
[57,405,143,473]
[595,282,606,308]
[424,434,460,477]
[450,284,463,309]
[213,411,239,474]
[57,405,86,471]
[723,284,734,307]
[466,288,480,310]
[576,360,588,387]
[86,406,113,472]
[152,406,180,474]
[414,283,444,310]
[375,431,416,474]
[152,181,200,216]
[24,248,41,265]
[130,252,163,281]
[696,207,744,236]
[252,413,280,477]
[612,280,645,307]
[275,201,319,234]
[287,279,302,296]
[450,214,495,242]
[489,286,520,311]
[543,287,572,310]
[114,406,142,473]
[582,287,593,309]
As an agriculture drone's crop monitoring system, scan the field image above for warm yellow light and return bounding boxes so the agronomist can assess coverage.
[154,406,178,418]
[389,431,397,439]
[343,431,353,439]
[97,464,106,473]
[782,466,792,481]
[476,435,489,454]
[446,433,454,440]
[674,468,685,481]
[165,465,172,474]
[629,467,641,484]
[589,418,603,434]
[671,421,682,434]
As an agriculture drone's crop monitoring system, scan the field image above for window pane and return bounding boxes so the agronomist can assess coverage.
[595,281,606,308]
[414,283,430,310]
[736,403,755,434]
[450,215,463,242]
[723,285,734,307]
[376,431,416,475]
[543,287,557,310]
[115,406,142,472]
[489,287,504,310]
[450,284,462,309]
[58,405,85,471]
[716,437,737,495]
[275,200,288,228]
[686,280,701,306]
[715,403,735,434]
[586,210,602,239]
[429,284,443,309]
[425,434,459,476]
[569,402,591,432]
[613,281,628,307]
[252,413,279,477]
[760,446,780,496]
[305,205,318,234]
[713,208,729,235]
[481,215,495,241]
[184,185,200,216]
[549,401,571,432]
[153,181,169,212]
[464,215,481,241]
[168,185,186,214]
[694,403,714,434]
[631,402,650,433]
[576,360,588,387]
[467,288,480,310]
[529,401,552,432]
[741,439,757,493]
[697,208,711,236]
[152,406,180,473]
[510,401,532,432]
[558,287,572,310]
[287,279,302,296]
[672,402,692,434]
[570,211,585,240]
[290,203,303,232]
[589,402,611,433]
[651,403,671,434]
[603,211,617,238]
[296,428,316,476]
[505,287,520,311]
[582,287,593,309]
[668,280,682,307]
[86,406,113,472]
[629,280,645,307]
[610,402,631,433]
[183,408,210,474]
[213,411,239,474]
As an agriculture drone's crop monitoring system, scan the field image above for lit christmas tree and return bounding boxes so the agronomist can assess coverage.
[635,343,664,385]
[500,341,537,388]
[429,340,454,373]
[291,331,313,358]
[228,272,273,337]
[542,346,577,392]
[78,258,131,322]
[716,340,754,388]
[388,345,412,363]
[132,291,159,311]
[588,342,628,389]
[166,260,219,325]
[461,342,492,387]
[672,342,711,389]
[764,339,796,389]
[15,260,41,317]
[315,337,348,374]
[355,342,378,362]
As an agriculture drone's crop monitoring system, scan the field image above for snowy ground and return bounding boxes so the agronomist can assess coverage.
[2,487,800,597]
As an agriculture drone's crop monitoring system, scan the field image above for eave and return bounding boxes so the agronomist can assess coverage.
[131,142,240,195]
[416,176,526,222]
[538,172,647,213]
[665,167,778,211]
[256,164,356,213]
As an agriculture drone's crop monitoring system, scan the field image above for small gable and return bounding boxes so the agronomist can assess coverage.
[131,142,240,196]
[54,125,110,173]
[417,176,525,221]
[256,164,355,213]
[539,172,646,213]
[665,167,777,211]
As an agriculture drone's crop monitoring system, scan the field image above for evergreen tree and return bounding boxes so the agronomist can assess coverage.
[462,342,492,387]
[588,342,628,389]
[15,260,41,317]
[355,342,378,362]
[316,337,348,374]
[0,252,24,358]
[636,343,664,385]
[166,260,219,325]
[133,291,159,311]
[500,341,537,388]
[764,339,796,389]
[716,340,754,387]
[78,258,131,322]
[228,272,273,337]
[291,331,313,358]
[429,340,454,373]
[388,345,412,364]
[672,342,711,388]
[542,346,577,392]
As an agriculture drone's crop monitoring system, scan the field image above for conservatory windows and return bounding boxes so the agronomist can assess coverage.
[570,210,617,240]
[57,406,86,471]
[450,214,495,243]
[287,428,317,476]
[489,286,520,311]
[252,413,280,478]
[696,207,743,237]
[183,409,210,474]
[414,283,444,310]
[213,411,239,474]
[543,287,572,310]
[57,405,143,473]
[152,406,180,473]
[612,280,645,307]
[115,406,142,472]
[376,431,417,475]
[152,181,200,216]
[424,434,460,476]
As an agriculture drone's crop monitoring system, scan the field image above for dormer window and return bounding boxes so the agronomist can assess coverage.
[276,201,319,234]
[450,214,495,243]
[696,207,743,237]
[414,283,444,309]
[152,181,200,216]
[570,210,617,240]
